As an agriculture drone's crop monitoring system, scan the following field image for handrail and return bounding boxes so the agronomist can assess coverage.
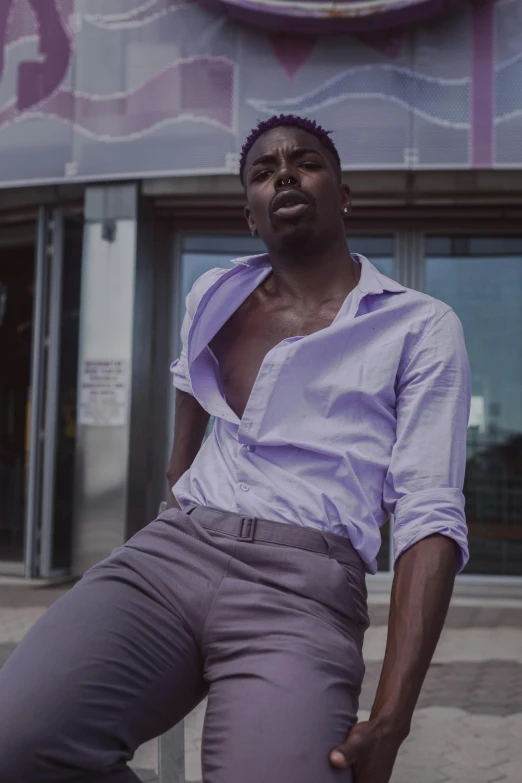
[157,500,186,783]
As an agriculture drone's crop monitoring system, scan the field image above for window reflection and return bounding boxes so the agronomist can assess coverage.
[425,237,522,575]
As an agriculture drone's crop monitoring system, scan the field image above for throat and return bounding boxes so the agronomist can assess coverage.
[266,243,360,300]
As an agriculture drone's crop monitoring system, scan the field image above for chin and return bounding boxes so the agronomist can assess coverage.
[276,221,316,249]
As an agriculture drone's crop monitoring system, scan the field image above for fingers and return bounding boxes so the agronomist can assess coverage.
[330,729,364,768]
[330,749,348,768]
[330,737,361,769]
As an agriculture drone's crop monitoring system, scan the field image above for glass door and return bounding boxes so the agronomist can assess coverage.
[0,223,36,575]
[25,207,83,578]
[44,211,83,576]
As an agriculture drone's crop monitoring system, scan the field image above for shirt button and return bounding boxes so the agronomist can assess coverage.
[246,445,256,453]
[239,483,250,492]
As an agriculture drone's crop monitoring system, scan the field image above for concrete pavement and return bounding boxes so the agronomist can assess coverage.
[1,579,521,782]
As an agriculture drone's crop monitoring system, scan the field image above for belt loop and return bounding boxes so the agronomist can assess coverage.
[320,533,332,557]
[238,517,256,542]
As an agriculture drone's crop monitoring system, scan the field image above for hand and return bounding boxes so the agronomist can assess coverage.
[330,719,403,783]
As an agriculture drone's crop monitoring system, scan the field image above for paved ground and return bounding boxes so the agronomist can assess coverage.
[1,580,522,782]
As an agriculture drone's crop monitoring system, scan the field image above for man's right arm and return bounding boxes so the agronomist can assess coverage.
[165,389,210,509]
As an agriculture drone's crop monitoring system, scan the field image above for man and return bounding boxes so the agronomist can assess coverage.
[0,115,470,783]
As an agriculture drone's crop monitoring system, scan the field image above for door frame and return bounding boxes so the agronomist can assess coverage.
[24,207,48,578]
[24,207,72,579]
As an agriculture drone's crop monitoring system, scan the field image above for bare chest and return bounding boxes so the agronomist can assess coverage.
[209,299,342,419]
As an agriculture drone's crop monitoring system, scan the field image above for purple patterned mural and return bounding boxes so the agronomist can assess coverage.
[0,0,519,188]
[0,0,72,110]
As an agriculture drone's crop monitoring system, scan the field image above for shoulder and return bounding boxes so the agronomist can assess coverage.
[184,267,230,316]
[403,286,460,326]
[365,257,455,340]
[404,291,466,366]
[184,254,269,316]
[380,285,464,362]
[396,286,453,323]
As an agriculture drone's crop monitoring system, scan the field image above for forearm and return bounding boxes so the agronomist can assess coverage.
[166,389,210,508]
[370,533,458,740]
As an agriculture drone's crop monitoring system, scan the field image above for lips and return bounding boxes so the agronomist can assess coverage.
[271,189,311,216]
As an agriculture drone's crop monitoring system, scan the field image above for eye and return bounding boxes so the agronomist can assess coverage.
[300,161,321,170]
[252,169,271,183]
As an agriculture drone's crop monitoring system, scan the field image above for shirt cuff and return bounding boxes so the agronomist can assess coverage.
[392,487,469,573]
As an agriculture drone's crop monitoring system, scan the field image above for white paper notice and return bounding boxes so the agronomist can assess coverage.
[79,359,129,426]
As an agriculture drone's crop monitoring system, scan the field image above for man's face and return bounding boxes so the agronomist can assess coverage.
[243,126,350,252]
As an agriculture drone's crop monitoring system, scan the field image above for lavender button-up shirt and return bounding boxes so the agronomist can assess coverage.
[171,253,471,574]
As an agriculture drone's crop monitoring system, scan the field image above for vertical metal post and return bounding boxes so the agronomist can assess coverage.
[24,208,49,578]
[158,497,185,783]
[166,232,183,482]
[159,723,185,783]
[39,210,64,577]
[395,231,425,291]
[388,516,394,573]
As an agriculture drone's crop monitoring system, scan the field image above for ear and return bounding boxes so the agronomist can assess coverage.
[340,184,351,219]
[244,205,258,237]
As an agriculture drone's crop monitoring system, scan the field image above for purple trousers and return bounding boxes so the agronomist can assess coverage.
[0,506,369,783]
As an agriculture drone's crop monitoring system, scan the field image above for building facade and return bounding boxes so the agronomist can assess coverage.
[0,0,521,580]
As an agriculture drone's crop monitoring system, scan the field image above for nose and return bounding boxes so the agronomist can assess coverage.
[275,169,299,190]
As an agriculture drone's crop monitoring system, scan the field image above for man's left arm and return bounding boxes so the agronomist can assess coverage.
[331,308,471,782]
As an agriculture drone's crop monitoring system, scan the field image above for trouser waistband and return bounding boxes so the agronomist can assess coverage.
[184,503,363,571]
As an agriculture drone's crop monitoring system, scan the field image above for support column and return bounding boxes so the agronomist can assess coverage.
[471,0,495,168]
[72,184,140,576]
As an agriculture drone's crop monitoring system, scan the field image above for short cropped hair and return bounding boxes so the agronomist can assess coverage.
[239,114,341,184]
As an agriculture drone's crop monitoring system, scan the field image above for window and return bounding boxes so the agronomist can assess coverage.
[425,237,522,575]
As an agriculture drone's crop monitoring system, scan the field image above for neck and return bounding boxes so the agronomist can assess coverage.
[264,233,359,302]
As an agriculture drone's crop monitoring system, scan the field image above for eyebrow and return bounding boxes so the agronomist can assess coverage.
[248,147,325,171]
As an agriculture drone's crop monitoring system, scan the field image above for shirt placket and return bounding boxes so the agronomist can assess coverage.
[234,343,286,506]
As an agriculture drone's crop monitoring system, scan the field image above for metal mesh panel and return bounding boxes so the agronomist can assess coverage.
[495,0,522,165]
[0,0,518,187]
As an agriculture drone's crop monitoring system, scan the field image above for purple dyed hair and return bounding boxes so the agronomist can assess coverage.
[239,114,341,184]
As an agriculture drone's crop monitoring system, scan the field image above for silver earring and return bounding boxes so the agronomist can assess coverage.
[344,207,348,213]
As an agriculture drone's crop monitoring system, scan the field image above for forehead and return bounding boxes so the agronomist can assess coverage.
[246,125,328,167]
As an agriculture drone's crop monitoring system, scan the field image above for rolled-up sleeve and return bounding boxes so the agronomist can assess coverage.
[170,267,227,394]
[383,308,471,572]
